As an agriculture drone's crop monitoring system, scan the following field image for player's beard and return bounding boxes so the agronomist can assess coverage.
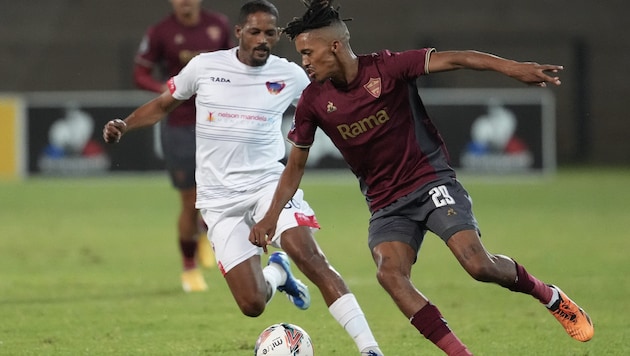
[250,45,270,67]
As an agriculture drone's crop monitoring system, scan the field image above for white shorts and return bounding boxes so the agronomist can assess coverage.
[200,183,319,276]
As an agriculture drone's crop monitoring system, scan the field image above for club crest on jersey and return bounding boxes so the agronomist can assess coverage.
[364,77,382,98]
[206,26,223,42]
[174,33,185,45]
[327,101,337,113]
[266,81,286,95]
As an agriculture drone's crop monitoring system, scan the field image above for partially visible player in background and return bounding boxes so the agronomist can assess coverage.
[134,0,233,292]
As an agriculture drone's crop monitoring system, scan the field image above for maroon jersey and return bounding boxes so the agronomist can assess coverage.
[135,10,232,126]
[289,49,456,212]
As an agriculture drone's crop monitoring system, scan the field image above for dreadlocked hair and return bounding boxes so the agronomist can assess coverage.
[283,0,351,40]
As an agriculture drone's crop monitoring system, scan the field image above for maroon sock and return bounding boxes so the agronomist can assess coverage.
[411,303,472,355]
[179,239,197,270]
[509,262,553,304]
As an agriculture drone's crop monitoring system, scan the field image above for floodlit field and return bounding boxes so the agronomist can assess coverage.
[0,168,627,355]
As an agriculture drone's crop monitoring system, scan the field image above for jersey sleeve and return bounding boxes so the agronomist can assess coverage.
[167,55,200,101]
[380,48,435,80]
[215,13,235,49]
[287,92,318,148]
[135,26,161,69]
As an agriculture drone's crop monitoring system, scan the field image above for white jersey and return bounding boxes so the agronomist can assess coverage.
[169,47,310,209]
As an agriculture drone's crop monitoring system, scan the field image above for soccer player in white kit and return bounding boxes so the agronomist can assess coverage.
[102,1,383,355]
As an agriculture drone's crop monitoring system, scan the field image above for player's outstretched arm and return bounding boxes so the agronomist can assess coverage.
[249,146,310,253]
[133,64,168,94]
[427,50,563,87]
[102,91,182,144]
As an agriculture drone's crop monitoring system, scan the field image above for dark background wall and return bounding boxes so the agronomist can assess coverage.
[1,0,628,165]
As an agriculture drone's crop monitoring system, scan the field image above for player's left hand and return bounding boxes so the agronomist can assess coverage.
[510,62,563,87]
[103,119,127,143]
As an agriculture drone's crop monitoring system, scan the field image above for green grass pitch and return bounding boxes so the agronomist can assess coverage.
[0,167,627,355]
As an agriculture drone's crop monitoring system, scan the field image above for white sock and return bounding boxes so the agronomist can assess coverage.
[545,286,560,308]
[328,293,379,352]
[262,263,286,303]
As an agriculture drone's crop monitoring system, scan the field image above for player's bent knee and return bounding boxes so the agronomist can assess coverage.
[375,266,404,291]
[237,298,266,317]
[233,291,267,317]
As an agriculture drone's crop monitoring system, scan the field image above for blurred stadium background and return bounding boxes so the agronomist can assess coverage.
[1,2,628,354]
[2,1,629,172]
[0,0,629,180]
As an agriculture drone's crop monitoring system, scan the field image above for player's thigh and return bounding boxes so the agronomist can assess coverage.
[161,124,195,189]
[280,226,322,264]
[253,186,320,248]
[224,253,267,300]
[371,240,417,276]
[446,229,493,271]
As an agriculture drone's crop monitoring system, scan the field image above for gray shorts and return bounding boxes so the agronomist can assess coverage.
[368,178,480,254]
[161,122,196,190]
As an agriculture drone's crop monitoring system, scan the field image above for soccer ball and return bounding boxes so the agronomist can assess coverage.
[254,323,314,355]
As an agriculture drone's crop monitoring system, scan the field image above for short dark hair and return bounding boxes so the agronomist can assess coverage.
[283,0,350,40]
[238,0,280,25]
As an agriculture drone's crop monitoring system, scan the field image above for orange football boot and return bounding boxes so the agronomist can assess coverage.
[547,285,594,342]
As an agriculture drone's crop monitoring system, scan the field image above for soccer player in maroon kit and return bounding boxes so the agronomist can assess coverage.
[134,0,233,292]
[250,1,594,354]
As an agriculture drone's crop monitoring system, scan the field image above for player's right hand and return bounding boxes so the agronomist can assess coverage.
[250,217,278,254]
[103,119,127,143]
